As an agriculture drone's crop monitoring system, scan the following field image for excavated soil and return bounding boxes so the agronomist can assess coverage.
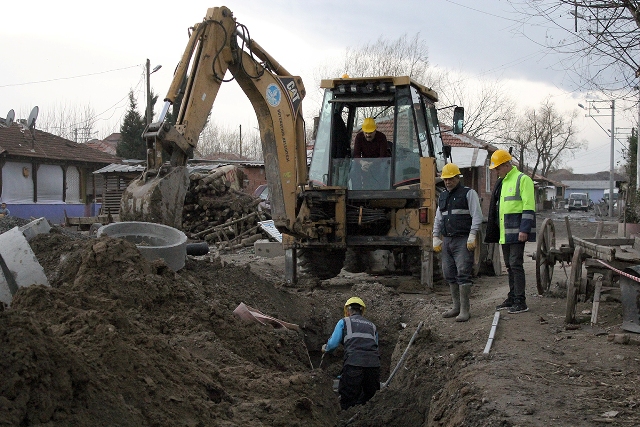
[1,211,640,427]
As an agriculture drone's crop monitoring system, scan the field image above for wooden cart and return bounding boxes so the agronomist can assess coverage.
[532,217,632,323]
[566,235,640,323]
[533,217,578,295]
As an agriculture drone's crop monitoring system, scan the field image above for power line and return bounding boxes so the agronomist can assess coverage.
[0,64,141,88]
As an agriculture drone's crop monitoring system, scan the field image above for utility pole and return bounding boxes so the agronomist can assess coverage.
[610,100,615,218]
[146,59,151,125]
[578,99,616,217]
[146,59,162,126]
[637,87,640,189]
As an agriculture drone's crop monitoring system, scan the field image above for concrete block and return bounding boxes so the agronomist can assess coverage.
[19,217,51,241]
[254,239,285,258]
[0,227,49,307]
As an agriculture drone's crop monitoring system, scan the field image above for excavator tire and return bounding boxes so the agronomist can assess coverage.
[298,248,346,280]
[343,248,368,273]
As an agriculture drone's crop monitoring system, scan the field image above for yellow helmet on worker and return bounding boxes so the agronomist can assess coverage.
[344,296,366,316]
[489,149,512,169]
[362,118,377,133]
[441,163,461,179]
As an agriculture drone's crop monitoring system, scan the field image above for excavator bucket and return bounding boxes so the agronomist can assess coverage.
[120,166,190,229]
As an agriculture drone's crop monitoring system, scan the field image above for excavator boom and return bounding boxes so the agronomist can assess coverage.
[120,6,307,230]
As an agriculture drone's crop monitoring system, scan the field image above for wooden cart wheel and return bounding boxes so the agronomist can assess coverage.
[536,218,556,295]
[565,246,584,324]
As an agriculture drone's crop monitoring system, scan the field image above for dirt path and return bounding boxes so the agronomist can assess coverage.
[1,212,639,426]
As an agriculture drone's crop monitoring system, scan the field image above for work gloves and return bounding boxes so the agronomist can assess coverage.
[321,344,327,353]
[467,233,477,251]
[433,236,442,253]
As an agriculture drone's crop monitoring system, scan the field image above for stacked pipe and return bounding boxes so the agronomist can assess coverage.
[181,165,269,250]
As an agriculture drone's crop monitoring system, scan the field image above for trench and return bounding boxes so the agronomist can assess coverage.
[298,310,467,427]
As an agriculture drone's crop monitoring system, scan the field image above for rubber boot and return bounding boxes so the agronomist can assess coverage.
[456,283,472,322]
[442,283,460,318]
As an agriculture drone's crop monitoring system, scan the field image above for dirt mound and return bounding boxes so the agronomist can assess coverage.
[1,233,340,426]
[2,211,640,426]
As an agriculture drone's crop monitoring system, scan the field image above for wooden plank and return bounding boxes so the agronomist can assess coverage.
[573,237,616,261]
[580,238,634,246]
[595,222,603,238]
[591,274,603,325]
[614,251,640,262]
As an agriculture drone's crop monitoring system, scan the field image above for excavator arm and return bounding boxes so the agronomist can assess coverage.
[120,6,308,231]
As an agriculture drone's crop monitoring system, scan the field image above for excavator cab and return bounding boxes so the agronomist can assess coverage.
[292,76,461,287]
[310,77,450,191]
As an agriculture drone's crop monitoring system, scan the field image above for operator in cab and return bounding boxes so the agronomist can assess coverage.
[353,117,389,158]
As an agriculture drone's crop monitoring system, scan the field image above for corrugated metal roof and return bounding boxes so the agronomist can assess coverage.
[93,163,145,174]
[563,180,620,190]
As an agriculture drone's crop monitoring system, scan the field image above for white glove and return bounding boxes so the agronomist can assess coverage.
[321,344,327,353]
[467,234,477,251]
[433,236,442,253]
[361,160,372,172]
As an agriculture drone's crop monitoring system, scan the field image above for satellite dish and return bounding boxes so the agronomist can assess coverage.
[27,106,39,130]
[5,109,14,126]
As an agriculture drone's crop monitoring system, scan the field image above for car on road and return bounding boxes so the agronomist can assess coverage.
[568,192,590,212]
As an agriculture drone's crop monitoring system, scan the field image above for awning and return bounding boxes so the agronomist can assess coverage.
[450,147,488,169]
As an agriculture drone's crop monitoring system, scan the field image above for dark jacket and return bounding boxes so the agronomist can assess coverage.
[485,178,502,244]
[438,183,472,237]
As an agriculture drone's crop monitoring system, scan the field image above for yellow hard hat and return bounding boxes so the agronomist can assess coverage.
[441,163,461,179]
[341,73,350,79]
[489,149,512,169]
[361,118,377,133]
[344,297,366,317]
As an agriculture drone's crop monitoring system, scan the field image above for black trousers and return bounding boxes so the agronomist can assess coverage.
[501,242,526,303]
[338,364,380,410]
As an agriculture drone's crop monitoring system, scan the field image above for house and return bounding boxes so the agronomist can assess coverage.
[441,127,497,214]
[0,122,121,223]
[549,170,627,203]
[86,132,120,156]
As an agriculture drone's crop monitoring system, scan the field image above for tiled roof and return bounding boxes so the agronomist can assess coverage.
[440,125,491,149]
[0,123,121,164]
[86,139,117,155]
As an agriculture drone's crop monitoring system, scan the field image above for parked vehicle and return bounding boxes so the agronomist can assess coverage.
[568,193,590,212]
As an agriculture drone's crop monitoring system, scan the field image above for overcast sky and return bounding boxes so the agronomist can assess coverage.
[1,0,636,174]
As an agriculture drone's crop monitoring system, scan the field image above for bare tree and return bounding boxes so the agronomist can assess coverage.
[432,70,516,141]
[500,98,585,177]
[313,34,514,142]
[499,113,536,172]
[310,34,435,124]
[197,121,263,160]
[509,0,640,98]
[36,104,97,142]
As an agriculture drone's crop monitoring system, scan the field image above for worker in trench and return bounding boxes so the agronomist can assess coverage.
[432,163,483,322]
[322,297,381,410]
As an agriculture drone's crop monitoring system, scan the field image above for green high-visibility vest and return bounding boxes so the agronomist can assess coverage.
[499,166,536,244]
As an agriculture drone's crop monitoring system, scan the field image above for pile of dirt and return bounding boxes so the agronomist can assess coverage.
[2,229,337,426]
[0,215,29,234]
[0,224,424,426]
[2,212,640,426]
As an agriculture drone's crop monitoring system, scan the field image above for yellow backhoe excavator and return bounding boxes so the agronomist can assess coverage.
[120,6,468,288]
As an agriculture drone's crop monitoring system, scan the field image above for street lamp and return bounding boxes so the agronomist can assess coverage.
[146,59,162,125]
[578,100,616,218]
